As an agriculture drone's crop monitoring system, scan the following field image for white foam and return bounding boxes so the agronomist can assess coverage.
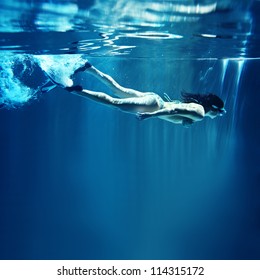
[0,54,35,108]
[35,54,87,87]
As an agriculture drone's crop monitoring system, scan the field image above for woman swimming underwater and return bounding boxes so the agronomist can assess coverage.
[42,61,226,127]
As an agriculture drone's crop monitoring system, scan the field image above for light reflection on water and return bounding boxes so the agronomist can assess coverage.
[0,0,256,58]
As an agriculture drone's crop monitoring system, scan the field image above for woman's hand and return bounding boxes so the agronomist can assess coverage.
[136,112,147,120]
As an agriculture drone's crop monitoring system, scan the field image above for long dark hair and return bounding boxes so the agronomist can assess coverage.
[181,91,225,113]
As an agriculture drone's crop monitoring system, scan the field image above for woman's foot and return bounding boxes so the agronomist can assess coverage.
[65,85,83,92]
[73,61,92,74]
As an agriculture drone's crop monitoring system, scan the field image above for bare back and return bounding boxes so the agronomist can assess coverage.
[158,102,205,124]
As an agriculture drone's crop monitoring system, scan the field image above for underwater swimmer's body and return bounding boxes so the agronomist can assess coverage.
[42,61,226,126]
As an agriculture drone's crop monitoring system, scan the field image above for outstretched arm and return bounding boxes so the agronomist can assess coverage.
[136,108,177,120]
[137,103,205,122]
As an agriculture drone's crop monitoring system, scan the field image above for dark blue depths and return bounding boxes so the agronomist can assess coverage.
[0,58,259,260]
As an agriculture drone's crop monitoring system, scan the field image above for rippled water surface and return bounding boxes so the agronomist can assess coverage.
[0,0,258,58]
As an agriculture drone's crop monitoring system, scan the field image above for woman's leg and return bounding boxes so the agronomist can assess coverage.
[73,62,149,98]
[66,86,162,113]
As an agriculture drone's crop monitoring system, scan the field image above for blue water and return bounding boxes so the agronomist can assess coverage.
[0,0,260,260]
